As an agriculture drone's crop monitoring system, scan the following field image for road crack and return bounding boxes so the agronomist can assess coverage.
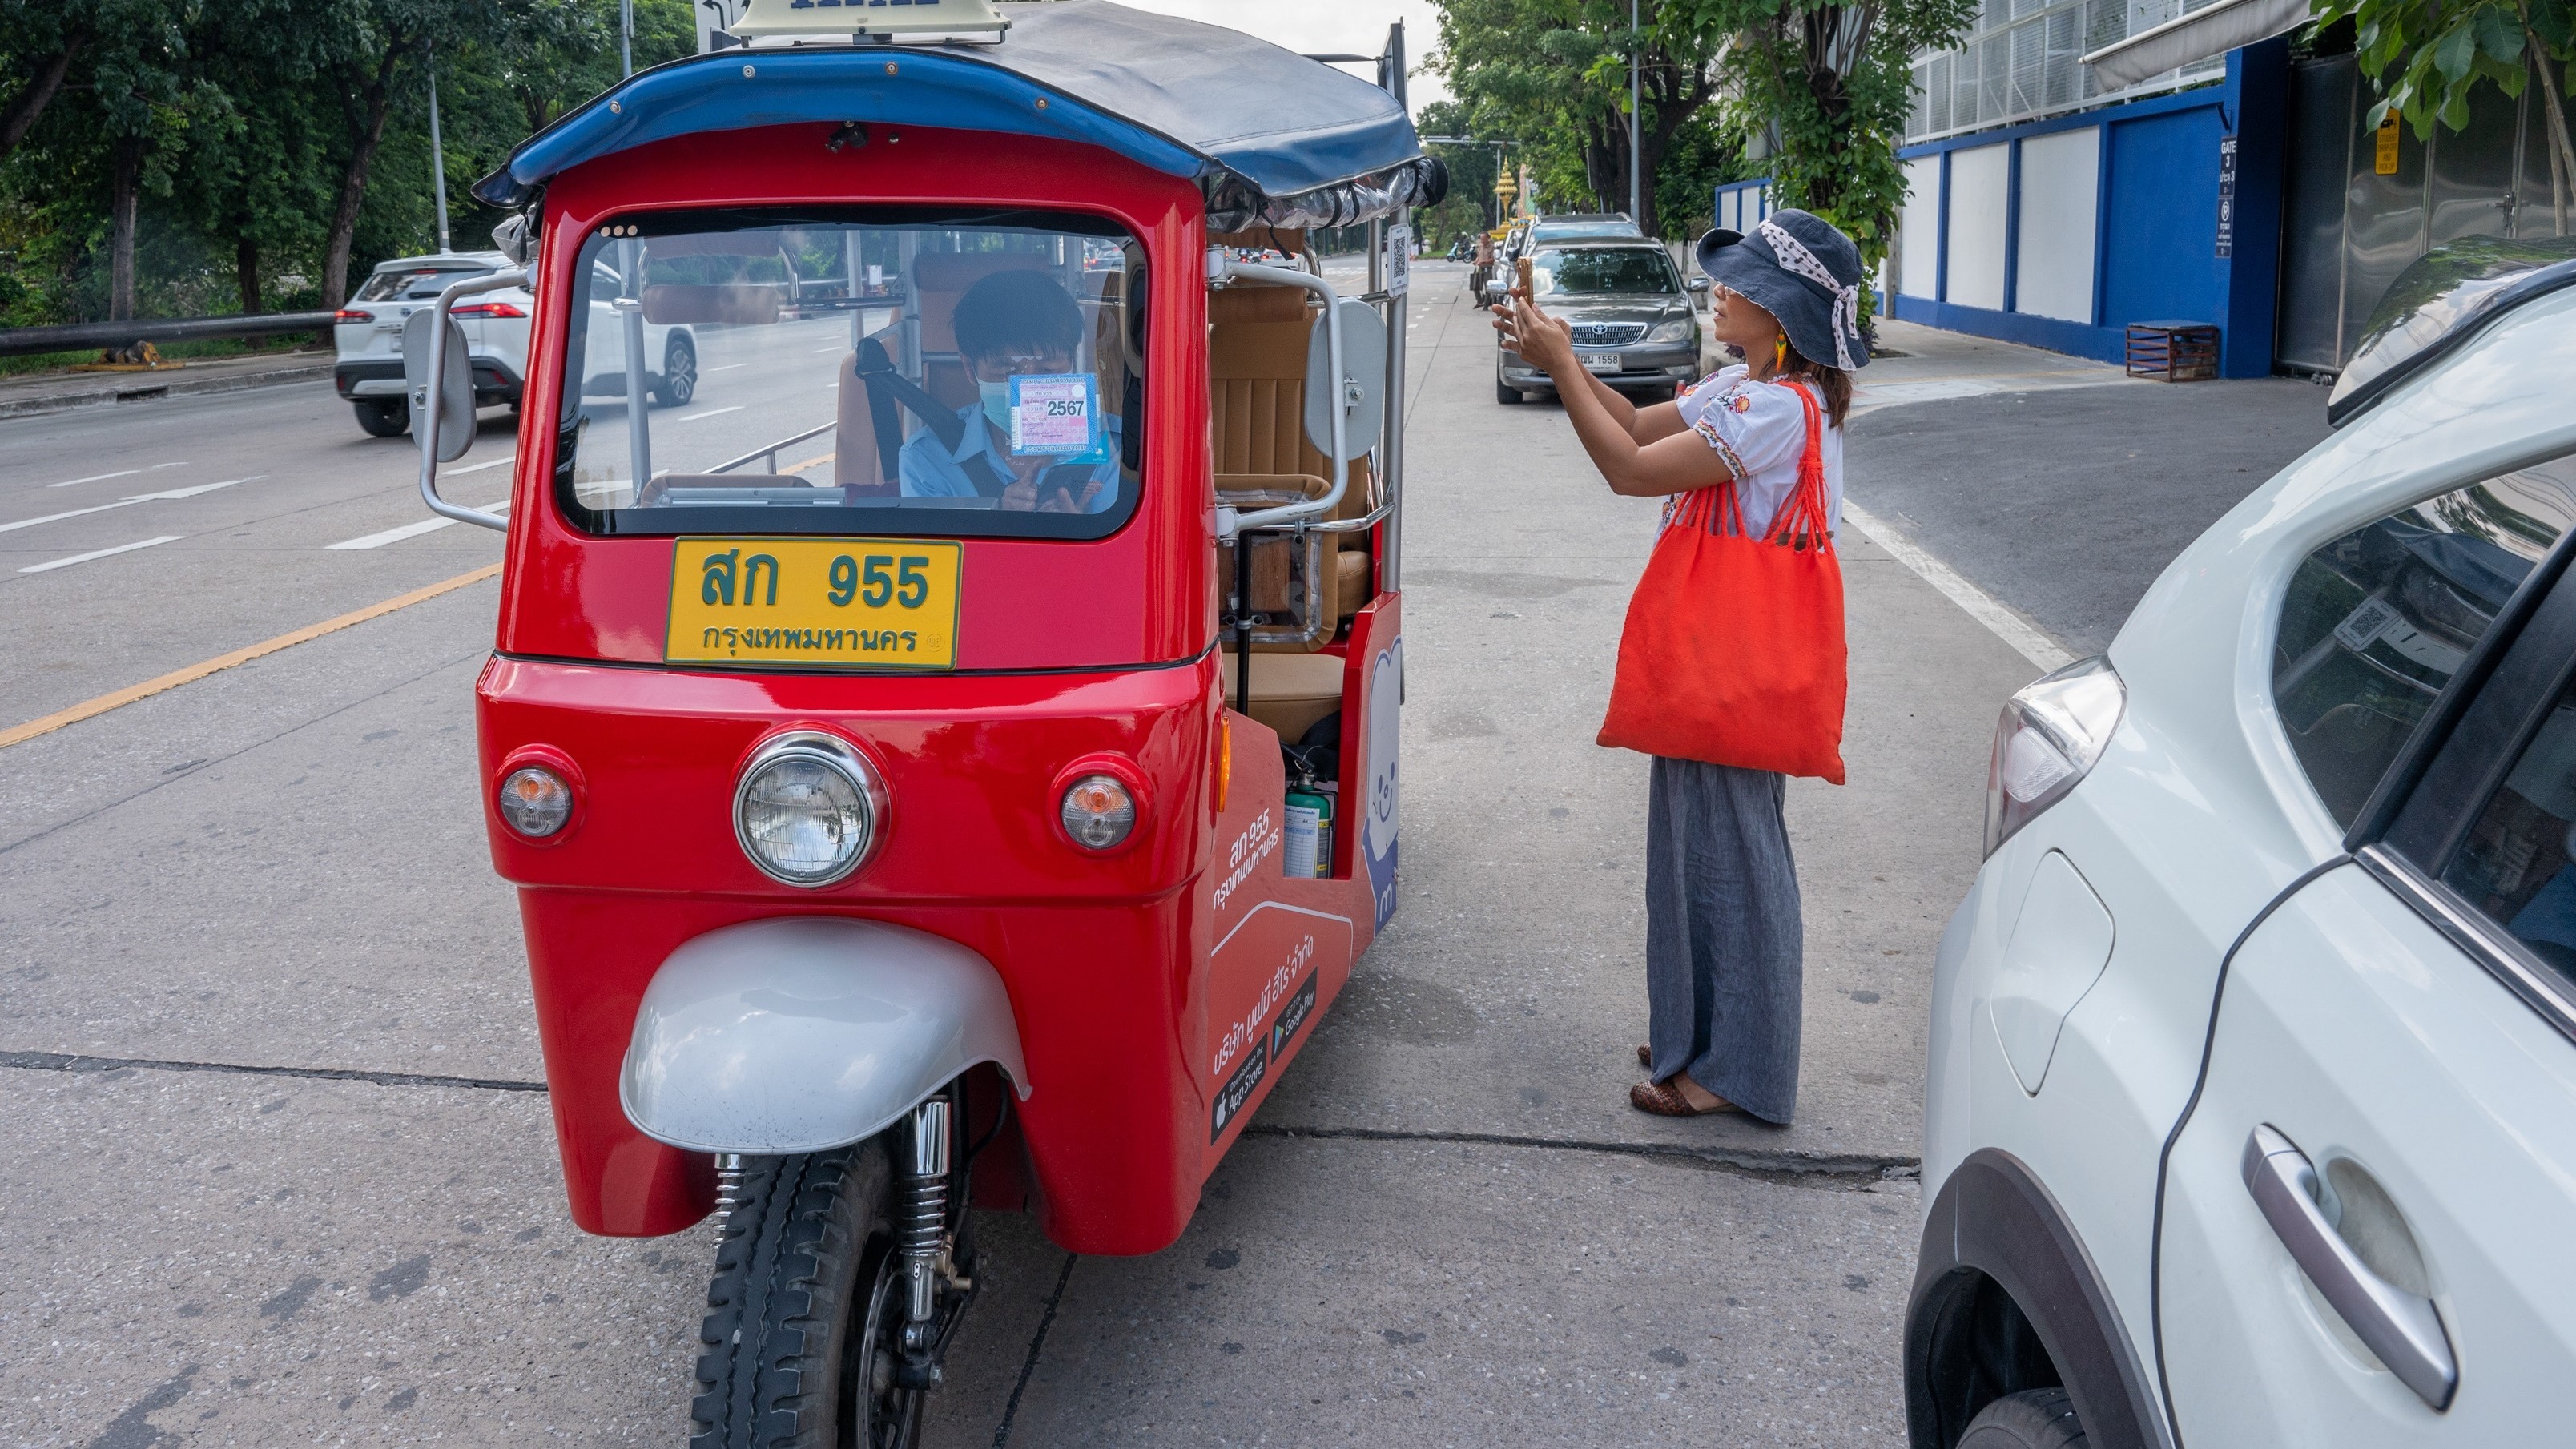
[0,1049,545,1093]
[1241,1123,1918,1185]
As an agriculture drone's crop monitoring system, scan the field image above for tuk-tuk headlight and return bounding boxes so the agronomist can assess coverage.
[497,766,574,838]
[734,731,884,886]
[1060,774,1137,851]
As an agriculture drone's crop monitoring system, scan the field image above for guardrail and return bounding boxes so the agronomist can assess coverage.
[0,310,339,359]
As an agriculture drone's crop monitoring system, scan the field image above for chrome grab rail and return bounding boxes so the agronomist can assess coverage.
[415,267,527,533]
[707,421,838,477]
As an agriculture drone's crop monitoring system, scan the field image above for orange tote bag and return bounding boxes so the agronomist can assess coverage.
[1596,380,1847,783]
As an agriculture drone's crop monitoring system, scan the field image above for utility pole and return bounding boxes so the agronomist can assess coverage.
[1628,0,1642,229]
[622,0,635,76]
[427,44,452,254]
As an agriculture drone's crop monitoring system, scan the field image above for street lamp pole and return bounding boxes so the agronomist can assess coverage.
[1628,0,1641,228]
[427,43,451,255]
[622,0,635,77]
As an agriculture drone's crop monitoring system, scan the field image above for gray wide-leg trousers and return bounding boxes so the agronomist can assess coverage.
[1643,756,1802,1125]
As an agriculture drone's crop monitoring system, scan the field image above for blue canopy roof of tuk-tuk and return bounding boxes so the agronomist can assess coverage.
[472,1,1442,229]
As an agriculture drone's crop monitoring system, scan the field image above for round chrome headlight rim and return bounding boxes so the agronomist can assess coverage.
[731,730,888,888]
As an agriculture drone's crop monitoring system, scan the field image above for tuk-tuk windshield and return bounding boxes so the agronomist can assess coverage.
[557,208,1145,541]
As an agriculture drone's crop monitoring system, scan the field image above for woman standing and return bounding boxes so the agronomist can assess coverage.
[1491,209,1867,1123]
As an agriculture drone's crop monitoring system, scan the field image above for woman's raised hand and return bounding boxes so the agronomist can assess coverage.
[1492,293,1575,375]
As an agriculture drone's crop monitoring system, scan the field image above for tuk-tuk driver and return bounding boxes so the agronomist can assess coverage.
[899,269,1120,513]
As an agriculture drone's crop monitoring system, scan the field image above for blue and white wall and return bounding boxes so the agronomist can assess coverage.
[1720,38,2294,379]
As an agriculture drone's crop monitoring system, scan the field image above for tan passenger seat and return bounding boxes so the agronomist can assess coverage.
[1208,283,1379,642]
[1220,650,1346,743]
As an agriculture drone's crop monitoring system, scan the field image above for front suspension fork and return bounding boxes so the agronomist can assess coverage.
[896,1094,972,1387]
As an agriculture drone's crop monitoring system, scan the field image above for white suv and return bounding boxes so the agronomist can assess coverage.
[1912,245,2576,1448]
[332,251,699,439]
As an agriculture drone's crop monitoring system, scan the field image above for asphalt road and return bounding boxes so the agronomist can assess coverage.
[0,260,2255,1445]
[1844,375,2337,654]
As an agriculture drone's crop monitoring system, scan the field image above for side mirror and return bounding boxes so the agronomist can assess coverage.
[401,309,475,463]
[1688,276,1711,292]
[1303,297,1386,463]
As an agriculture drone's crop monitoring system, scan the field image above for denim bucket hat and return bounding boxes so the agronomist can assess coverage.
[1695,208,1868,370]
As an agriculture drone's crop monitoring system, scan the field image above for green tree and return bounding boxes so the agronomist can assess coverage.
[1665,0,1977,282]
[2312,0,2576,234]
[1432,0,1729,237]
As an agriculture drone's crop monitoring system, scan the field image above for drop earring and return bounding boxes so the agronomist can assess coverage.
[1773,332,1789,372]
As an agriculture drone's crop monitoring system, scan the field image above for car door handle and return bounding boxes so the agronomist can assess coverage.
[2241,1125,2457,1411]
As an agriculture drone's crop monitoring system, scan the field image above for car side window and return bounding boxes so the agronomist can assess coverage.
[2443,680,2576,984]
[2273,454,2576,827]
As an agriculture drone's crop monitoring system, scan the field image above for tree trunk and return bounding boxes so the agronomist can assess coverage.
[2524,22,2574,235]
[109,139,141,322]
[0,29,82,163]
[321,47,410,309]
[236,233,262,316]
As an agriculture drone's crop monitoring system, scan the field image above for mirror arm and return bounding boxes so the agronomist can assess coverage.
[1207,252,1346,534]
[416,268,527,533]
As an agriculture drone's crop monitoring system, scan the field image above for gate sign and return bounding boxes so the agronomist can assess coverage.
[2216,135,2237,260]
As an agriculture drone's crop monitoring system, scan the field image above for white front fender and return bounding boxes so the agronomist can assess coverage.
[618,916,1030,1155]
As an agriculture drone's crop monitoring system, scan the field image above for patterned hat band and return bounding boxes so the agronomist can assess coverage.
[1756,219,1862,371]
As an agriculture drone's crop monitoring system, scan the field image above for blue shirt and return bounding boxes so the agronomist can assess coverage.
[897,405,1121,513]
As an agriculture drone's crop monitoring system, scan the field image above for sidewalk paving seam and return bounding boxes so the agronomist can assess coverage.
[1242,1124,1918,1182]
[0,1049,546,1093]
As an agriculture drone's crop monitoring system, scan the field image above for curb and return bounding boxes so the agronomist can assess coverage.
[0,360,334,421]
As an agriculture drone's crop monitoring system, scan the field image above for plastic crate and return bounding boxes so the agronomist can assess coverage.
[2125,321,2220,382]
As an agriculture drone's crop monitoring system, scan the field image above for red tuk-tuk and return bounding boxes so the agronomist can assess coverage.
[411,0,1443,1439]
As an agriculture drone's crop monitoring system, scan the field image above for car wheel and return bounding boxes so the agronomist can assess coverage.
[653,335,698,408]
[1495,373,1524,405]
[352,398,410,438]
[1958,1388,2087,1448]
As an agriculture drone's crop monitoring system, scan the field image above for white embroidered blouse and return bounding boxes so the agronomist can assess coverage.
[1672,364,1845,538]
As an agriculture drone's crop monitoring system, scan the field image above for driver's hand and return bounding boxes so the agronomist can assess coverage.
[999,476,1040,511]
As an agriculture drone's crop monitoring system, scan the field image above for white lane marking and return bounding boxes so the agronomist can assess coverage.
[1840,501,2073,673]
[707,363,750,372]
[20,535,183,574]
[679,405,743,421]
[0,474,256,535]
[811,344,849,353]
[441,454,516,477]
[44,469,139,489]
[327,500,511,550]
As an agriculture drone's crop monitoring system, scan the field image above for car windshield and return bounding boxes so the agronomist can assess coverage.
[557,208,1144,541]
[356,266,490,302]
[1532,248,1678,297]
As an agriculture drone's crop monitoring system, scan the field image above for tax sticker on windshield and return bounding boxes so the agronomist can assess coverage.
[1008,372,1105,458]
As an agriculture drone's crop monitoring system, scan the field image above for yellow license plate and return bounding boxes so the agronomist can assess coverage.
[666,537,963,669]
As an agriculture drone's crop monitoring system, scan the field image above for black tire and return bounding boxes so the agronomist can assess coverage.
[1959,1388,2087,1449]
[690,1143,922,1449]
[654,334,698,408]
[352,397,409,437]
[1495,373,1524,405]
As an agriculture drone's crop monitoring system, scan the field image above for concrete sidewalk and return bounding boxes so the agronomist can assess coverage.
[0,347,333,420]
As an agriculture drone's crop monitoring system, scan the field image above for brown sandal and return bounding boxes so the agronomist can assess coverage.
[1628,1078,1744,1117]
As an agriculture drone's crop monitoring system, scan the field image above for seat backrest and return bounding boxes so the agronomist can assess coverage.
[1209,287,1372,517]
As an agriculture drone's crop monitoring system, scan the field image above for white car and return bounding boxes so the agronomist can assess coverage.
[332,251,698,438]
[1912,243,2576,1448]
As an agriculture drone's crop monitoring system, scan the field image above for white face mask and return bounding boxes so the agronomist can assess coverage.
[978,380,1012,438]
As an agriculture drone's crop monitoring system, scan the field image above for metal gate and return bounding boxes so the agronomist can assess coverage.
[2277,54,2572,373]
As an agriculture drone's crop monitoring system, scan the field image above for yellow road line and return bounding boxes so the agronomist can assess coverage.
[0,563,502,751]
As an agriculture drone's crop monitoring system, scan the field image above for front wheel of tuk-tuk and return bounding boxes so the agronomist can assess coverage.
[690,1142,924,1449]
